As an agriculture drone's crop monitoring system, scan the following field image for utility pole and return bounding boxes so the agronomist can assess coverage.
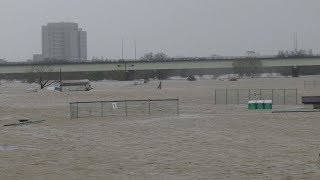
[294,32,298,52]
[122,37,124,61]
[134,40,137,61]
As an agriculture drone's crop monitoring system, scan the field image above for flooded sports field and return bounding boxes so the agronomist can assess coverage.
[1,76,320,179]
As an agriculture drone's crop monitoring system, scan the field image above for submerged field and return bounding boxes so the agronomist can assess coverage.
[1,76,320,179]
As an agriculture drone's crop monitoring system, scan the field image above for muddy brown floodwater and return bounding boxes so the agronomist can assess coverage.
[1,77,320,179]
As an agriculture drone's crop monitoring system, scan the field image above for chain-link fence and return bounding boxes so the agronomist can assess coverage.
[304,80,320,89]
[70,98,179,119]
[214,89,298,105]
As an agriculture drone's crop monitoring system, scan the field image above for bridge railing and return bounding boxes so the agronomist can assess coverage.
[3,55,320,65]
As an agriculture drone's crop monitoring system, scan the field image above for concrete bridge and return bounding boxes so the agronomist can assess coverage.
[1,57,320,76]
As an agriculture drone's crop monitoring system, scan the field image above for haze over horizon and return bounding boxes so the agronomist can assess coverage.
[1,0,320,61]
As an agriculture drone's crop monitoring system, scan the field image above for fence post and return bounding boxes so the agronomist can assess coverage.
[148,99,151,116]
[296,88,298,105]
[214,90,217,105]
[249,89,251,101]
[76,102,79,118]
[226,89,228,105]
[177,98,180,116]
[101,101,103,117]
[259,89,262,100]
[125,99,128,116]
[272,89,274,104]
[284,89,286,105]
[237,89,240,104]
[70,103,72,119]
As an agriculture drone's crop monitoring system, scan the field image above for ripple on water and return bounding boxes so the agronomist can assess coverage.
[0,145,37,151]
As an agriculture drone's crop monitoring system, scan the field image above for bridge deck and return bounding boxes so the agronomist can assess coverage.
[1,57,320,74]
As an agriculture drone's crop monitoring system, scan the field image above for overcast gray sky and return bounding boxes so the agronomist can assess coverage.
[0,0,319,61]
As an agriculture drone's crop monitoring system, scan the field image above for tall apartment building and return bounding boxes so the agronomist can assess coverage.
[42,22,87,61]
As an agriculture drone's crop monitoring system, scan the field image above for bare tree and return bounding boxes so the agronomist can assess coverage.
[140,52,169,61]
[153,52,169,61]
[141,52,154,61]
[232,58,263,78]
[27,64,57,89]
[277,49,313,58]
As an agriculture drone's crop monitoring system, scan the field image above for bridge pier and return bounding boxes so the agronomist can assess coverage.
[292,66,300,77]
[125,70,135,80]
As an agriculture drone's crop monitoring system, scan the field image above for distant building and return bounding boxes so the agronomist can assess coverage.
[0,59,6,64]
[33,54,43,62]
[42,22,87,61]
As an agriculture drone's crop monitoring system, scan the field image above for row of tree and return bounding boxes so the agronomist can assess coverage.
[140,52,169,61]
[27,49,317,64]
[277,49,313,58]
